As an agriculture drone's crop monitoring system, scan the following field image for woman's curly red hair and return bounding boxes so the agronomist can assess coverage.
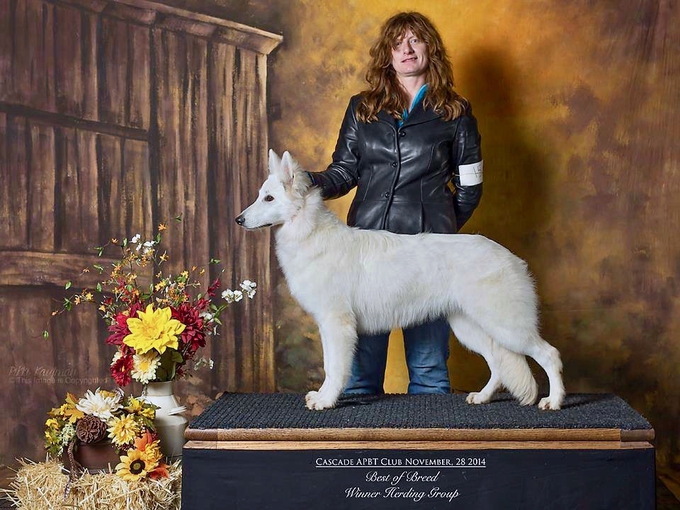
[356,12,468,123]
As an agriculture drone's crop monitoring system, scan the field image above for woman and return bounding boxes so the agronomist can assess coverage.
[308,12,483,395]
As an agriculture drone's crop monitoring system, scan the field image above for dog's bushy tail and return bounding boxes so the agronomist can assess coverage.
[498,348,538,406]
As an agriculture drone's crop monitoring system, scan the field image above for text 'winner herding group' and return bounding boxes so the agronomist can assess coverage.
[315,457,487,467]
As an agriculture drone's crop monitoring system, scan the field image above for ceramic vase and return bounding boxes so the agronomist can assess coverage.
[141,381,188,459]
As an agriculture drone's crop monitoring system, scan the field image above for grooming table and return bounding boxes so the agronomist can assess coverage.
[181,393,655,509]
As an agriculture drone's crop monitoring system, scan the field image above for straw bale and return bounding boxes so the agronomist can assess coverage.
[1,459,181,510]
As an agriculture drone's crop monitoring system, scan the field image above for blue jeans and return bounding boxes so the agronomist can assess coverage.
[344,318,451,395]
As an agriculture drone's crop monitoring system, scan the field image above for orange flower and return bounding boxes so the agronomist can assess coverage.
[148,463,170,480]
[134,430,163,465]
[132,430,169,480]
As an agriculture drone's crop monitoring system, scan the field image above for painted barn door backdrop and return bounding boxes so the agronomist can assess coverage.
[0,0,281,463]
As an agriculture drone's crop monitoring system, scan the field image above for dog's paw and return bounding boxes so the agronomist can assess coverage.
[465,392,490,405]
[305,390,337,411]
[538,396,562,410]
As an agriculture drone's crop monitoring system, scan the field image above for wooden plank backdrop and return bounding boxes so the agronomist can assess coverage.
[0,0,282,465]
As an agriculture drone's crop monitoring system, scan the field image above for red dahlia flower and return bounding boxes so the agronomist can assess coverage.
[106,303,142,346]
[111,353,134,387]
[171,303,206,357]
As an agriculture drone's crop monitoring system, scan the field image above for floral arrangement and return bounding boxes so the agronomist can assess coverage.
[45,388,168,481]
[46,223,256,387]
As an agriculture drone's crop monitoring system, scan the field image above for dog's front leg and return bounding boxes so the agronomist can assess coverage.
[306,313,357,411]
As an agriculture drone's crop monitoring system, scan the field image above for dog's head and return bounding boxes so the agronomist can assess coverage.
[235,150,312,230]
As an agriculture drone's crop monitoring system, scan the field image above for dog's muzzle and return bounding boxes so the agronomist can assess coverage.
[235,215,246,226]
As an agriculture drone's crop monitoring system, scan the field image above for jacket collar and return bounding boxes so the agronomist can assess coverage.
[401,101,441,127]
[376,101,440,129]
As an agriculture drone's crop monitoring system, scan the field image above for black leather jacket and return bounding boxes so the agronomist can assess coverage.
[309,94,483,234]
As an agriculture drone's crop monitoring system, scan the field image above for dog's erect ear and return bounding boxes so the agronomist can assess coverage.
[280,151,311,196]
[268,149,283,176]
[280,151,297,183]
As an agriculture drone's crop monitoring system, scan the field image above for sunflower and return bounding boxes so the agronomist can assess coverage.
[116,449,149,482]
[124,305,185,355]
[107,414,139,446]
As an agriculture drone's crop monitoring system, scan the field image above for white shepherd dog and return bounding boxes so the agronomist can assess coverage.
[236,150,565,411]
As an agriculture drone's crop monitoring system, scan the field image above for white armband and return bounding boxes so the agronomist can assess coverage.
[458,161,483,186]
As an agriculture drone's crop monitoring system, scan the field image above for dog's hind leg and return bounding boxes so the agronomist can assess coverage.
[449,315,503,404]
[449,315,538,406]
[525,337,565,410]
[305,312,358,411]
[482,324,563,409]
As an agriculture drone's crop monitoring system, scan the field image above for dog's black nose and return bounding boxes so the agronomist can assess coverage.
[235,215,245,226]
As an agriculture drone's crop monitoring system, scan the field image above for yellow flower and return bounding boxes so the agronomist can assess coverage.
[45,418,59,430]
[142,443,163,466]
[140,407,155,420]
[124,305,185,355]
[57,393,85,423]
[108,415,139,446]
[116,449,149,482]
[125,398,157,420]
[125,397,144,414]
[99,389,119,400]
[134,431,163,466]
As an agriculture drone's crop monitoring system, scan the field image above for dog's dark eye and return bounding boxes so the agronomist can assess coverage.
[264,195,275,202]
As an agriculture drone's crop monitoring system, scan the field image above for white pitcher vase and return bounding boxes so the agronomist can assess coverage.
[141,381,188,459]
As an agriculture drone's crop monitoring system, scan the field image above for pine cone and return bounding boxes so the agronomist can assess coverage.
[76,415,108,444]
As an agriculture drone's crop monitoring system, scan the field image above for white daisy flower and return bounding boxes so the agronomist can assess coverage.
[131,352,161,385]
[76,388,122,420]
[131,234,141,244]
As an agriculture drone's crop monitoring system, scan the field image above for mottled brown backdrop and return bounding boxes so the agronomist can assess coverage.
[2,0,678,472]
[259,0,680,469]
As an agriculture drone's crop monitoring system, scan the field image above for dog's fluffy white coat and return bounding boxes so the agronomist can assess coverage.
[237,150,565,411]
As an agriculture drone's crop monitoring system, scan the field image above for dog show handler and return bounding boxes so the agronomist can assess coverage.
[307,12,484,395]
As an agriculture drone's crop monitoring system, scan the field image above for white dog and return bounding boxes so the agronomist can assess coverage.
[236,150,565,411]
